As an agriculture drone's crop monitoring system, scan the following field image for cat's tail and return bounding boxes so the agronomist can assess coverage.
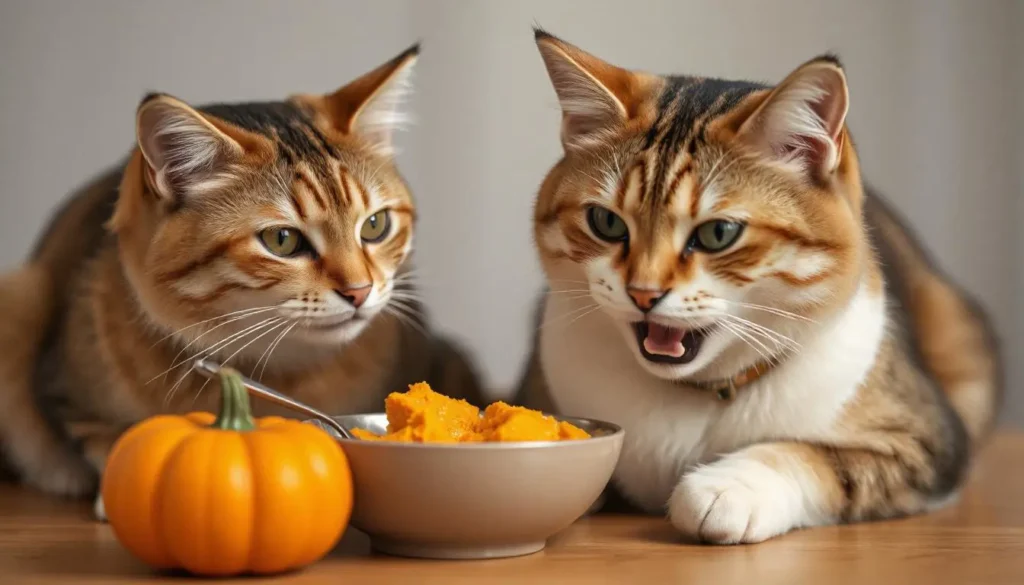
[0,264,97,496]
[866,194,1002,447]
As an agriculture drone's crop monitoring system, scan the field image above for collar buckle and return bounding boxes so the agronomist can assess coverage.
[714,379,737,401]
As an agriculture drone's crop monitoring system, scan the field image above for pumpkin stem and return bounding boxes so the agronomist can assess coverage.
[211,368,257,431]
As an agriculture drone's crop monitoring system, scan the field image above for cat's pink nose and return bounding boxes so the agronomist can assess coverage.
[627,287,667,312]
[337,285,372,308]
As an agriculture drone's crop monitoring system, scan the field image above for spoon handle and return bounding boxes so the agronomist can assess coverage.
[192,359,352,439]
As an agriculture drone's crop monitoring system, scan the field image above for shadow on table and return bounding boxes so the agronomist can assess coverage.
[13,523,375,580]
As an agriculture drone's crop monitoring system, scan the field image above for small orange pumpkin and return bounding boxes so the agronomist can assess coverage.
[101,368,352,576]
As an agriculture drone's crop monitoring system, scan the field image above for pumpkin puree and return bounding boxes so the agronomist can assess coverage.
[352,383,590,443]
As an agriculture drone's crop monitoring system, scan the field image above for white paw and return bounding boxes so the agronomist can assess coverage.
[23,454,98,498]
[93,493,107,522]
[668,457,801,544]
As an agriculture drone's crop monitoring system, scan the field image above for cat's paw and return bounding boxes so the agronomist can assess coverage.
[668,457,796,544]
[22,453,98,498]
[93,493,108,522]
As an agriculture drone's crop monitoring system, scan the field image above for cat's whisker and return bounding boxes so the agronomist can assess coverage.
[680,313,781,367]
[217,320,288,372]
[388,290,424,301]
[163,368,192,409]
[258,322,297,382]
[152,312,279,384]
[565,294,597,301]
[740,323,800,354]
[385,309,425,336]
[719,316,802,368]
[545,288,593,294]
[595,303,636,315]
[546,293,599,305]
[384,304,429,339]
[392,270,423,281]
[386,298,428,334]
[391,278,422,288]
[387,296,424,316]
[539,302,600,331]
[251,320,295,379]
[162,318,283,407]
[562,304,604,330]
[717,320,774,365]
[151,317,279,387]
[720,316,791,350]
[388,298,424,309]
[721,314,801,351]
[546,279,592,285]
[149,306,277,349]
[391,275,429,292]
[388,298,424,310]
[188,320,288,408]
[189,376,214,410]
[724,300,816,324]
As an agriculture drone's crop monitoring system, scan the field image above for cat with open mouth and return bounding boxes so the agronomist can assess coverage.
[515,30,1001,544]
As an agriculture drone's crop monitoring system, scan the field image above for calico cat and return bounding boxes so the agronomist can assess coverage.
[0,45,482,509]
[516,30,1001,544]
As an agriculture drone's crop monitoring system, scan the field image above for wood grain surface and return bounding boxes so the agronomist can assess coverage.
[2,433,1023,584]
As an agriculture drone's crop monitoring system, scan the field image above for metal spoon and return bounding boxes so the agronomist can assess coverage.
[193,358,353,439]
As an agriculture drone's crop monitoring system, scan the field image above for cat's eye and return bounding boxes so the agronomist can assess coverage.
[259,227,307,257]
[692,220,744,252]
[360,210,391,243]
[587,207,629,242]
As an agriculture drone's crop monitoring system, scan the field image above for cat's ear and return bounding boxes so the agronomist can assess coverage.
[535,29,641,150]
[736,55,849,178]
[136,94,245,201]
[315,44,419,156]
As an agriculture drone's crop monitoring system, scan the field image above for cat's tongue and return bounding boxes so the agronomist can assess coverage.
[643,323,687,358]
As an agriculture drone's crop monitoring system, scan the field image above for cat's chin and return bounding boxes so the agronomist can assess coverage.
[290,316,370,345]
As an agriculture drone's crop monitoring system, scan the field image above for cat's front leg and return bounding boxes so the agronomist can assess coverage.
[668,440,948,544]
[80,430,123,523]
[668,443,837,544]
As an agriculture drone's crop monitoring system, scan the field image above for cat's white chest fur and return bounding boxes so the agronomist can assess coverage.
[538,286,885,513]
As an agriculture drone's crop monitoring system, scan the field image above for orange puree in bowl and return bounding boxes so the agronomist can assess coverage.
[351,382,590,443]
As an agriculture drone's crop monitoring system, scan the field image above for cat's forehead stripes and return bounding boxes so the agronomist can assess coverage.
[592,80,768,225]
[643,76,765,153]
[627,77,766,213]
[201,98,383,210]
[201,100,337,165]
[661,153,692,212]
[536,56,863,304]
[619,163,646,209]
[339,167,371,209]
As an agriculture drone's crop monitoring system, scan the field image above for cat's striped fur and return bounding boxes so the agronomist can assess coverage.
[0,45,482,505]
[517,30,1000,543]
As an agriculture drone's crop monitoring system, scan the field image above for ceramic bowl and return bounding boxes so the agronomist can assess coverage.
[309,413,623,560]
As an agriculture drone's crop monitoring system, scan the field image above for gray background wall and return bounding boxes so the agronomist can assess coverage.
[1,1,1020,424]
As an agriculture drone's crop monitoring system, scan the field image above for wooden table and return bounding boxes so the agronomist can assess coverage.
[3,433,1023,584]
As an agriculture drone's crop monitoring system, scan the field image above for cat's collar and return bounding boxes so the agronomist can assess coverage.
[689,358,780,401]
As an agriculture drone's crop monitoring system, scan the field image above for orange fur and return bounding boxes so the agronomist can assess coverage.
[0,45,482,500]
[518,31,1001,542]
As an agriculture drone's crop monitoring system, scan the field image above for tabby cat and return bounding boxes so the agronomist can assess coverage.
[0,45,481,512]
[516,30,1001,544]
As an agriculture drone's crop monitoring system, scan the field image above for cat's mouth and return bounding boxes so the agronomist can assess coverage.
[631,322,709,365]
